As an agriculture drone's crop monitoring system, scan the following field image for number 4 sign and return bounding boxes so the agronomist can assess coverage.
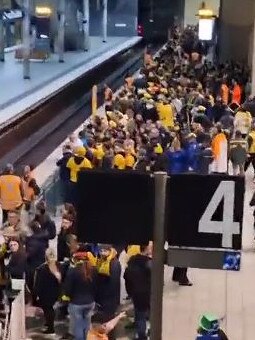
[199,181,240,248]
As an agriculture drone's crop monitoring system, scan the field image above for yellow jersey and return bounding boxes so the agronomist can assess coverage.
[157,103,174,128]
[114,154,126,170]
[67,157,92,183]
[125,154,135,169]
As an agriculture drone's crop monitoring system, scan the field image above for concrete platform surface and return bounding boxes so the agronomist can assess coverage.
[0,36,141,128]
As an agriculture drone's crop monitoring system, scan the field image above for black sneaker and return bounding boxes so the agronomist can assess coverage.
[179,280,193,286]
[43,328,56,335]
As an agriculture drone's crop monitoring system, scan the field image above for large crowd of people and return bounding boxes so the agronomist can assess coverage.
[0,25,252,339]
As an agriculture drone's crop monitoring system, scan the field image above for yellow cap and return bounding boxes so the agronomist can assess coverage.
[74,146,86,157]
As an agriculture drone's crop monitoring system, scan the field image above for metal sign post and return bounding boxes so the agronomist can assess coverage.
[102,0,107,43]
[22,0,30,79]
[0,0,4,62]
[58,0,65,63]
[83,0,90,51]
[150,172,167,340]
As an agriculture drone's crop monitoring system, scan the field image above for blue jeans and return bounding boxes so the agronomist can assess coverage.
[69,302,95,340]
[135,309,148,339]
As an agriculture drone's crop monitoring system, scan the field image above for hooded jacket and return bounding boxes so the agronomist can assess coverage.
[57,152,72,182]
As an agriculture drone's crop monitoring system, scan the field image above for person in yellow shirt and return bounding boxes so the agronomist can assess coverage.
[113,146,126,170]
[67,147,92,183]
[124,146,136,170]
[94,143,105,168]
[156,98,174,129]
[66,147,92,204]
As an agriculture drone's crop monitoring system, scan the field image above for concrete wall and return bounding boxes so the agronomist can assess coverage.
[89,0,138,37]
[218,0,255,63]
[184,0,220,27]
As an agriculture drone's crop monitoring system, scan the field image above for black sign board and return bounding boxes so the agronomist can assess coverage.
[76,170,154,244]
[166,174,245,250]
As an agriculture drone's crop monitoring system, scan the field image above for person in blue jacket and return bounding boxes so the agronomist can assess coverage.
[167,136,188,175]
[184,133,200,172]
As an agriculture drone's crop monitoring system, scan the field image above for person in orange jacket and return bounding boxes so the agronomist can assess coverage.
[231,78,242,105]
[220,80,229,105]
[0,164,24,223]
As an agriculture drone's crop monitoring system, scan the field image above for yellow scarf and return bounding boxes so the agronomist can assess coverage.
[96,249,115,276]
[127,245,141,259]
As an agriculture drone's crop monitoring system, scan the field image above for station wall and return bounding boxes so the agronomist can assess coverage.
[218,0,255,64]
[89,0,138,37]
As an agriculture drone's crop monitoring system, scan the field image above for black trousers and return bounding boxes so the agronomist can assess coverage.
[244,154,255,172]
[172,267,188,283]
[41,304,55,331]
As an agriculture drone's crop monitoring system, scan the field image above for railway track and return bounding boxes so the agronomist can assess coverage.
[0,41,159,171]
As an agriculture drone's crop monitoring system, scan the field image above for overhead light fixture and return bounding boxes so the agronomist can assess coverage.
[196,1,216,18]
[35,6,52,17]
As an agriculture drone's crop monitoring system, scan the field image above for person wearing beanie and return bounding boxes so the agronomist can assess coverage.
[113,146,126,170]
[95,245,121,340]
[66,146,92,204]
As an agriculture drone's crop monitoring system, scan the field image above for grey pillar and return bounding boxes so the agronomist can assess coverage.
[0,0,4,62]
[150,172,167,340]
[102,0,107,43]
[23,0,30,79]
[83,0,90,51]
[58,0,65,63]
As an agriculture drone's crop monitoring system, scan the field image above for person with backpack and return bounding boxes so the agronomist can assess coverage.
[124,244,152,340]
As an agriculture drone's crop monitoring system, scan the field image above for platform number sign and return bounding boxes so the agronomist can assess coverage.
[199,181,240,248]
[167,175,244,250]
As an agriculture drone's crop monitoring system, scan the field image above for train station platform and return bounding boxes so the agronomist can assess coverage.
[0,36,141,129]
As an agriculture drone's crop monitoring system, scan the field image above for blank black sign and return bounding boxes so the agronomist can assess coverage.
[166,174,244,250]
[76,170,154,244]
